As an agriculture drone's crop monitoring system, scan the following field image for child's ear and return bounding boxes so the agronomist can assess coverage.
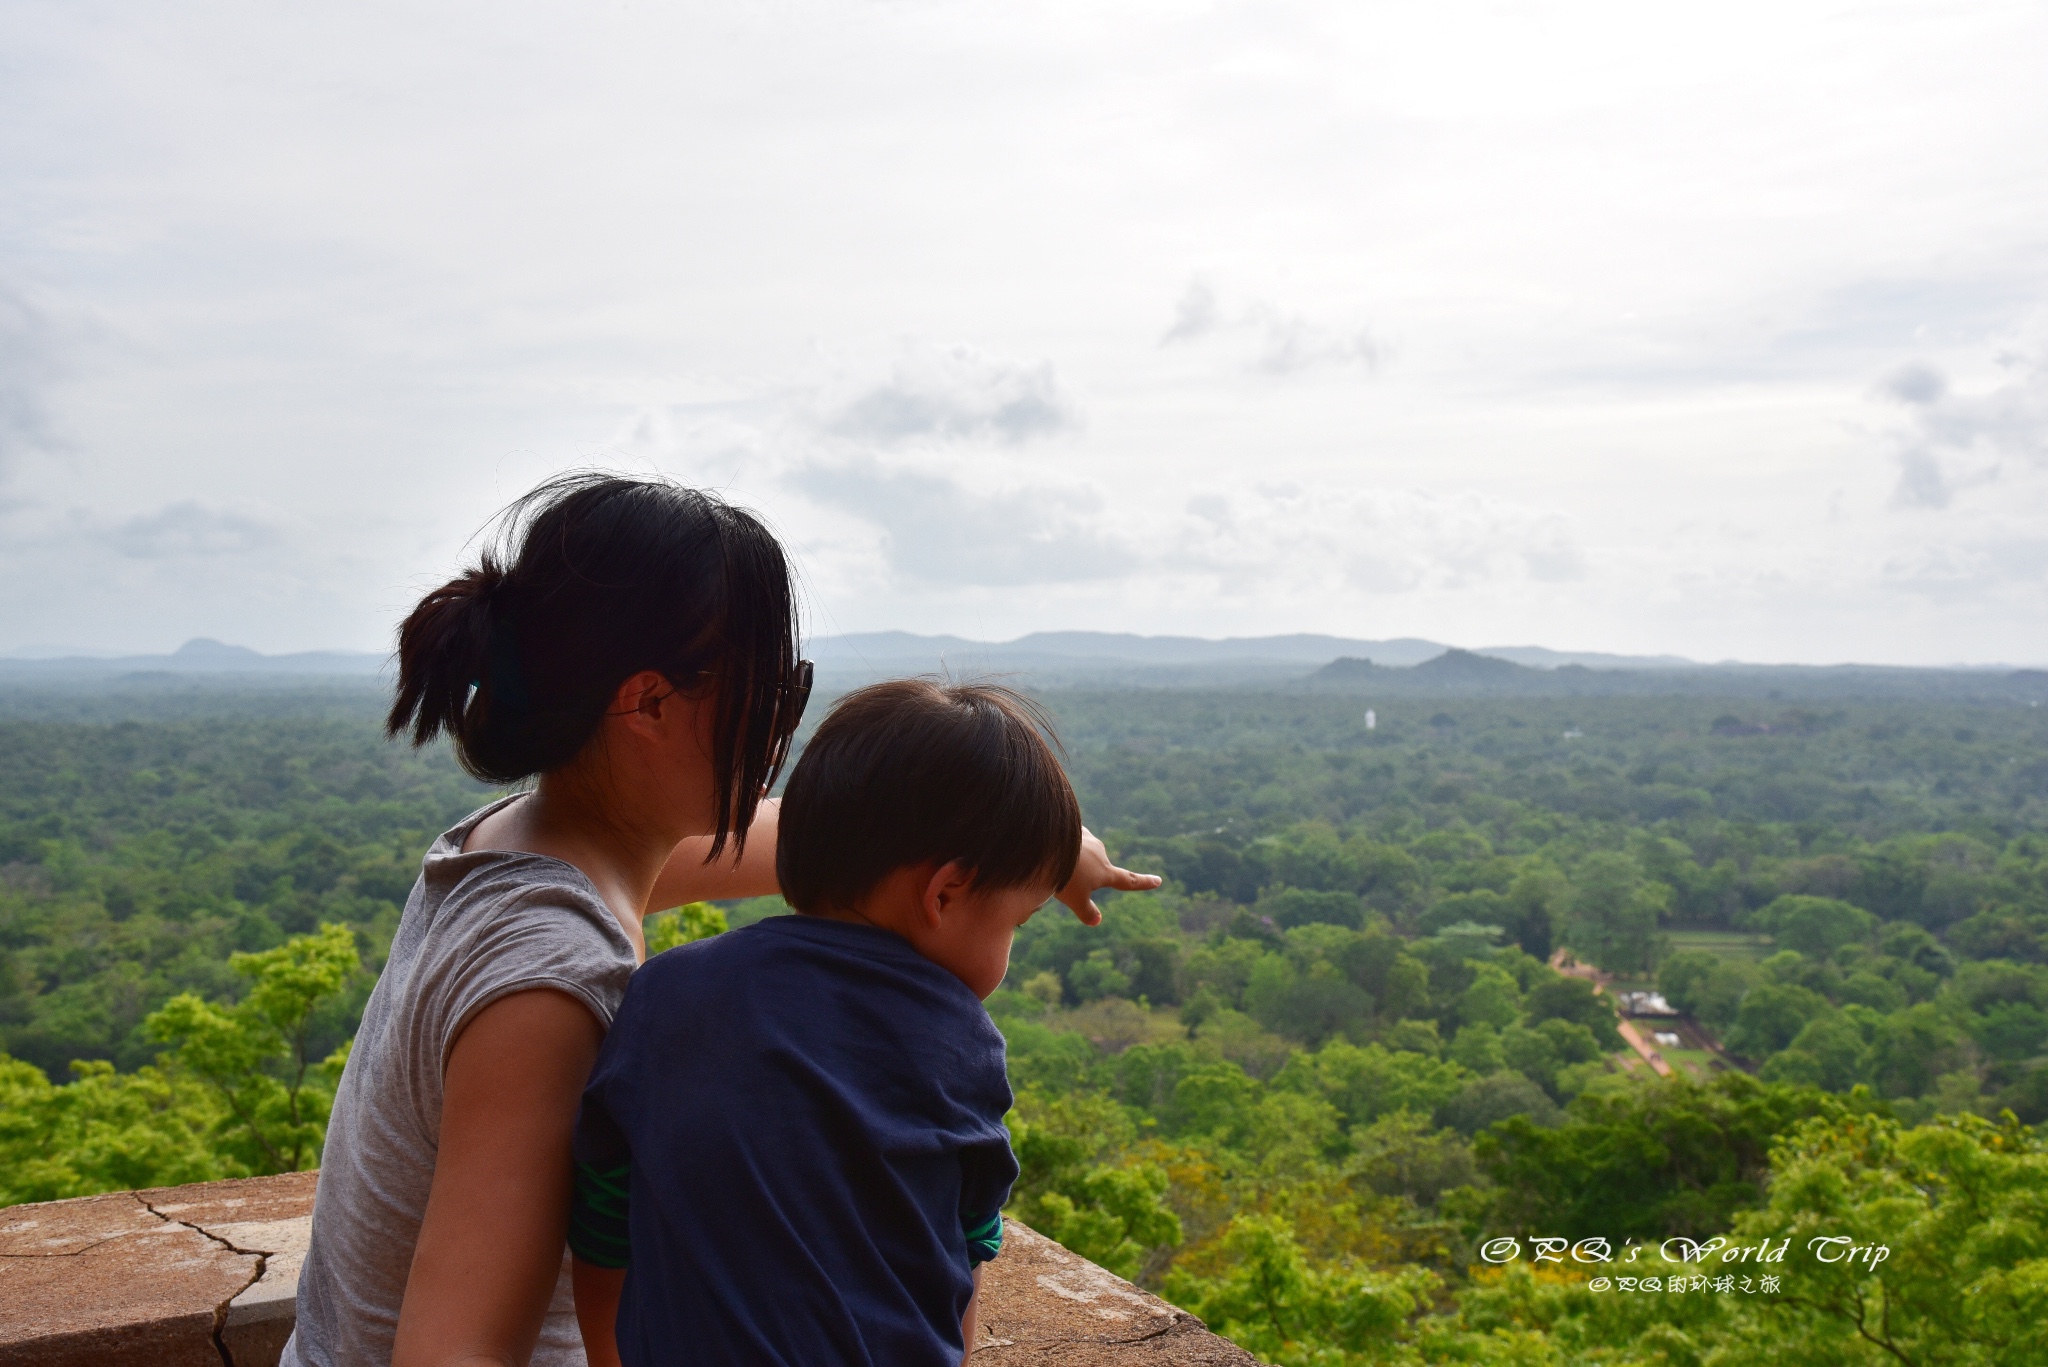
[921,860,977,928]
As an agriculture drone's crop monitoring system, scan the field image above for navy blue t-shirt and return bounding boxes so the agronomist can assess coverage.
[569,915,1019,1367]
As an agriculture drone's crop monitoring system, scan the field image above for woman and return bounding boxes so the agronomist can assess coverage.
[282,473,1155,1367]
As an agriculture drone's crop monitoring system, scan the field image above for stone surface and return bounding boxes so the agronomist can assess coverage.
[976,1221,1259,1365]
[136,1172,319,1360]
[1,1175,1257,1367]
[0,1188,259,1367]
[139,1173,321,1366]
[218,1215,315,1366]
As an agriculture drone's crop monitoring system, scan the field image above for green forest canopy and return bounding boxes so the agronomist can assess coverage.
[3,690,2046,1364]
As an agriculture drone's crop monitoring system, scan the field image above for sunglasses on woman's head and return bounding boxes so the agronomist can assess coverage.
[776,660,815,733]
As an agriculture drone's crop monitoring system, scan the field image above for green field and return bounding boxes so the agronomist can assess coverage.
[1658,1046,1725,1078]
[1667,928,1778,961]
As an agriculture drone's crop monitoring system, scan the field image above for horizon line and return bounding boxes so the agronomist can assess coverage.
[1,632,2040,674]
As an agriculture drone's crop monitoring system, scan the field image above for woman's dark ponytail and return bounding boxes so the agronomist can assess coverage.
[387,558,505,754]
[386,474,801,858]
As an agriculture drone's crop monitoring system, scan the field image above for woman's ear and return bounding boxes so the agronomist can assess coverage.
[606,670,676,736]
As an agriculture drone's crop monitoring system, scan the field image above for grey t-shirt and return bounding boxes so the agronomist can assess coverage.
[284,795,637,1367]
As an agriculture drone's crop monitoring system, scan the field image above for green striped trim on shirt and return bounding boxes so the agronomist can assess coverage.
[964,1211,1004,1267]
[569,1161,632,1269]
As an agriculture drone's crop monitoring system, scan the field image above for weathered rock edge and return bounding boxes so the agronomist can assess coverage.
[1,1173,1256,1366]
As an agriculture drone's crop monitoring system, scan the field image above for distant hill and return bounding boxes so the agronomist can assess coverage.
[1313,657,1386,681]
[1310,648,1540,695]
[811,631,1453,669]
[806,631,1710,680]
[5,633,2042,704]
[1301,655,2046,702]
[1410,648,1532,682]
[0,639,387,678]
[1478,644,1696,670]
[807,635,2044,699]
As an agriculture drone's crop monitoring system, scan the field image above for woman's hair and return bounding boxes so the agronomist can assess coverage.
[775,679,1082,913]
[387,472,800,858]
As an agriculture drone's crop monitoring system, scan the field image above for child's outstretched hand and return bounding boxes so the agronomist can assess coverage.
[1056,828,1163,926]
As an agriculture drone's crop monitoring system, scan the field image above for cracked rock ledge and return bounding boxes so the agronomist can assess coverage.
[2,1173,1253,1367]
[0,1172,317,1367]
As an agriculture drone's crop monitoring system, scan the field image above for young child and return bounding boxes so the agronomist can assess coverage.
[567,679,1084,1366]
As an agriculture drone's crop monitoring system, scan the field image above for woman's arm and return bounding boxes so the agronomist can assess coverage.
[645,798,783,911]
[647,804,1162,925]
[392,989,606,1367]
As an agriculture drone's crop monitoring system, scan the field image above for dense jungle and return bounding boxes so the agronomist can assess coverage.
[3,685,2045,1365]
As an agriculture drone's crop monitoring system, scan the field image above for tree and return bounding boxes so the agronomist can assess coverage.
[1457,962,1525,1030]
[1754,895,1877,957]
[1418,888,1510,938]
[1564,853,1669,975]
[1771,1014,1868,1092]
[1411,1111,2048,1365]
[1069,948,1134,1002]
[1248,962,1373,1046]
[0,1054,227,1204]
[1272,1040,1470,1128]
[1669,955,1759,1035]
[1163,1213,1436,1366]
[1007,1088,1182,1280]
[644,901,727,952]
[1448,1023,1507,1075]
[144,923,359,1174]
[1525,974,1623,1049]
[1471,1073,1844,1240]
[1505,863,1570,961]
[1861,1002,1967,1100]
[1266,823,1361,893]
[1345,1110,1478,1208]
[1260,887,1366,931]
[1724,1110,2048,1365]
[1436,1072,1557,1137]
[1726,983,1832,1060]
[1660,947,1725,1009]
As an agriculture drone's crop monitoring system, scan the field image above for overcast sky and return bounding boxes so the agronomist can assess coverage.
[3,0,2044,664]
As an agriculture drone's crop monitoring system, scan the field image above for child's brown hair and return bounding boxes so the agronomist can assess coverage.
[776,679,1082,913]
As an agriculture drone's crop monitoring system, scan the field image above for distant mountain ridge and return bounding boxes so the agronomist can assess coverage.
[4,634,2039,704]
[3,630,1707,677]
[809,631,1695,670]
[0,638,390,677]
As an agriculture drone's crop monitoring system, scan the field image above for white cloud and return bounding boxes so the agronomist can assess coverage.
[108,501,279,559]
[1892,448,1952,509]
[1159,278,1384,376]
[1245,307,1384,377]
[2,0,2046,661]
[1523,538,1588,584]
[1879,353,2048,509]
[1160,280,1221,345]
[1879,536,2048,602]
[0,286,59,477]
[602,348,1108,588]
[822,342,1080,446]
[789,455,1130,586]
[618,378,1591,602]
[1153,485,1590,598]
